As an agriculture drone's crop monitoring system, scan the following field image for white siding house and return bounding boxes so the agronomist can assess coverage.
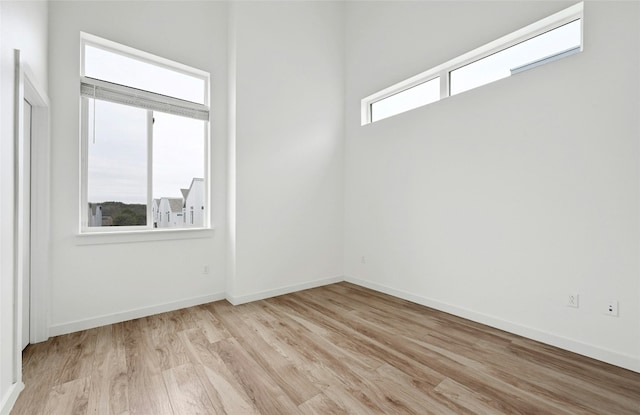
[184,178,204,227]
[88,204,102,227]
[157,197,184,228]
[152,198,160,228]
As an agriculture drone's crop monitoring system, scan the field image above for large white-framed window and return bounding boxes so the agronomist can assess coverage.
[362,2,583,125]
[79,33,210,233]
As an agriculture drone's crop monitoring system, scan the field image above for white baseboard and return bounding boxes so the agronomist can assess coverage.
[226,275,343,305]
[42,275,639,373]
[48,292,225,337]
[345,276,640,373]
[0,382,24,415]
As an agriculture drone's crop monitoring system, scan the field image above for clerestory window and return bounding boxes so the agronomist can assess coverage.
[362,2,583,124]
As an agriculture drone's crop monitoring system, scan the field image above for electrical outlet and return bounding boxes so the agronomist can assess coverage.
[604,300,618,317]
[203,265,209,275]
[360,256,366,264]
[567,294,579,308]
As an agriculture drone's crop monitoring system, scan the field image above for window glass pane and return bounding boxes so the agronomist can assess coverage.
[371,77,440,122]
[87,100,147,227]
[450,19,581,96]
[82,35,210,233]
[84,45,206,104]
[152,112,205,229]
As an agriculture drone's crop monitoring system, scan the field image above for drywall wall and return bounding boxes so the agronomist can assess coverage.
[47,0,345,330]
[344,1,640,371]
[47,1,229,334]
[227,1,345,302]
[0,1,48,412]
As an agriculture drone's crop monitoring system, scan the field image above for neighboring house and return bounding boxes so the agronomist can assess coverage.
[88,204,102,227]
[88,204,113,226]
[153,178,204,229]
[180,188,189,225]
[157,197,184,228]
[183,178,204,227]
[152,198,160,228]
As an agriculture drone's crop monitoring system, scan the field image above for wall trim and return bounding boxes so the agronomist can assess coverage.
[226,275,343,305]
[23,62,51,345]
[44,275,639,373]
[345,276,640,373]
[0,382,24,415]
[49,292,225,337]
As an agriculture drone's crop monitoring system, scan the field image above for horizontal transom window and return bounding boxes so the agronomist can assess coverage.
[371,77,440,123]
[450,19,581,96]
[361,2,583,125]
[83,43,207,105]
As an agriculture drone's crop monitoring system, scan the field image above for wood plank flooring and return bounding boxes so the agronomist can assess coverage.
[12,282,640,414]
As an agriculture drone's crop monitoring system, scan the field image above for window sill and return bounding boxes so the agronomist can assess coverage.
[76,227,215,245]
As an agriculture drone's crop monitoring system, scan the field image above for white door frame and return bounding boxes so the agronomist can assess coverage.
[13,49,51,381]
[23,55,51,346]
[21,92,32,351]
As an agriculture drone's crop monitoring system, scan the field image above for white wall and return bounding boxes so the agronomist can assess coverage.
[0,1,48,412]
[227,1,345,303]
[47,0,346,331]
[344,0,640,371]
[47,1,229,334]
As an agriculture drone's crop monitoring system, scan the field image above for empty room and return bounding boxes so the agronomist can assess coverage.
[1,0,639,414]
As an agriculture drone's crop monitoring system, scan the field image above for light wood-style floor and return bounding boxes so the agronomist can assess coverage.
[12,282,640,414]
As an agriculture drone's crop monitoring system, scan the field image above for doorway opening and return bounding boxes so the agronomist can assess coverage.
[14,50,51,390]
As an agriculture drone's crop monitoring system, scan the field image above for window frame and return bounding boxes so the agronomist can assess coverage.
[361,2,583,125]
[370,76,441,123]
[79,33,211,234]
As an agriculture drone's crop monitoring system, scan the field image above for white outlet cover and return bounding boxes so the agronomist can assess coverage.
[567,294,579,308]
[605,300,619,316]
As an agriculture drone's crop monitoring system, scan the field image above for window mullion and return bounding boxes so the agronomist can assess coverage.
[440,70,450,100]
[80,98,89,232]
[147,110,153,229]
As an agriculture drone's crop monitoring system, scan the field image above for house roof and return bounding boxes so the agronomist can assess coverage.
[156,178,203,211]
[188,177,204,190]
[168,198,183,213]
[180,189,189,207]
[181,178,204,203]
